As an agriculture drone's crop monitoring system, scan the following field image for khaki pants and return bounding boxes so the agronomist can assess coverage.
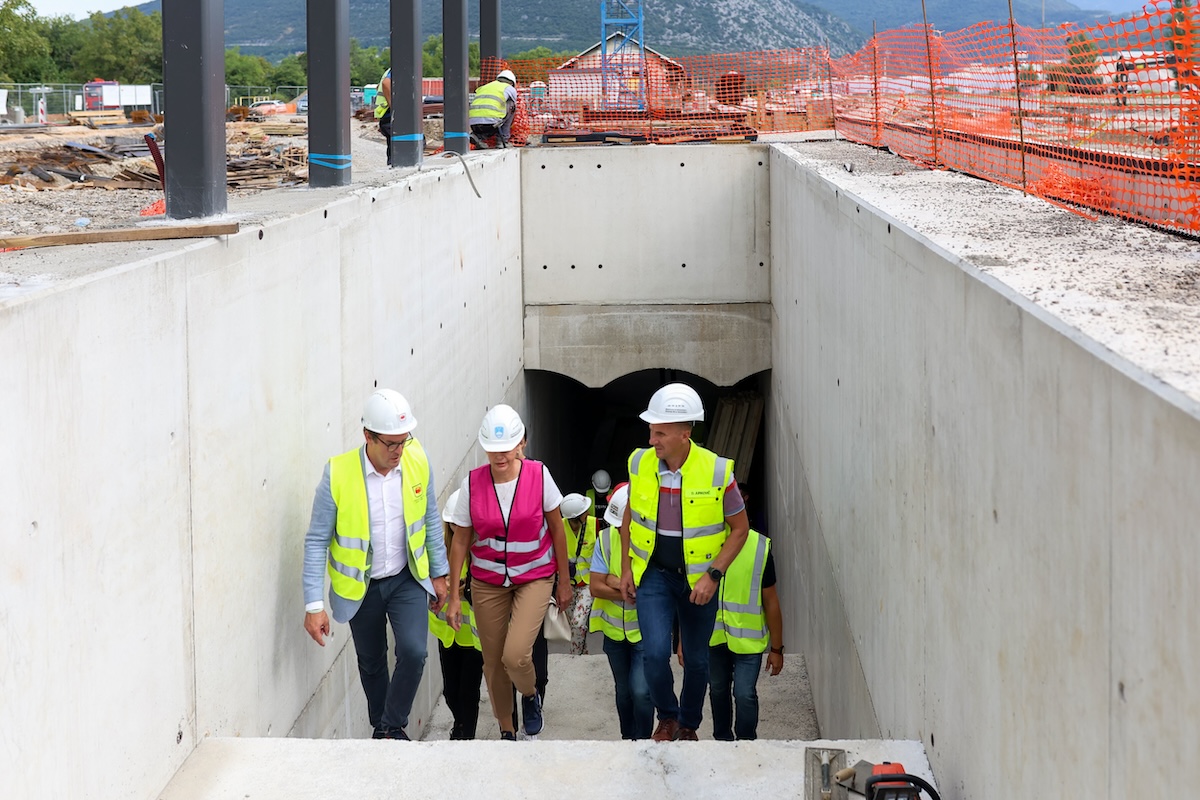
[470,575,554,733]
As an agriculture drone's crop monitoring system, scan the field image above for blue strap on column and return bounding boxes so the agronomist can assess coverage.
[309,153,352,170]
[392,133,423,141]
[444,132,469,138]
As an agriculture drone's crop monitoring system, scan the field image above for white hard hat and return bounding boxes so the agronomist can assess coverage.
[442,489,460,524]
[591,469,611,493]
[478,404,526,452]
[362,389,418,435]
[604,484,630,528]
[639,382,704,424]
[497,69,516,84]
[560,493,592,520]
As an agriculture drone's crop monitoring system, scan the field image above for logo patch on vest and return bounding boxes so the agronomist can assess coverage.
[414,484,423,496]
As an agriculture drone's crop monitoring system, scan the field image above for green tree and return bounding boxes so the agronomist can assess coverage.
[270,53,307,88]
[71,8,162,83]
[0,0,51,83]
[420,34,480,78]
[1167,0,1195,52]
[349,39,388,86]
[1066,32,1098,74]
[225,47,271,88]
[34,14,87,81]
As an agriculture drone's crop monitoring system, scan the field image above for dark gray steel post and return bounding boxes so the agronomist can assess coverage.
[480,0,501,82]
[389,0,423,167]
[307,0,351,185]
[443,0,469,154]
[161,0,226,218]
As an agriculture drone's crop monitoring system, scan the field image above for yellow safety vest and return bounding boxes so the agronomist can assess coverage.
[374,69,390,119]
[428,538,481,649]
[567,515,598,585]
[709,529,770,653]
[327,440,431,601]
[588,527,640,642]
[469,80,508,122]
[627,443,733,589]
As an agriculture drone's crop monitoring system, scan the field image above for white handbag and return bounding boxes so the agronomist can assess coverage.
[542,598,572,642]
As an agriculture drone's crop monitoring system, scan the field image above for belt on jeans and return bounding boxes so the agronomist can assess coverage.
[653,564,687,576]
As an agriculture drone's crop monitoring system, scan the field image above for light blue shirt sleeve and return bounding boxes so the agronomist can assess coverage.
[302,462,336,608]
[589,527,609,575]
[424,470,449,578]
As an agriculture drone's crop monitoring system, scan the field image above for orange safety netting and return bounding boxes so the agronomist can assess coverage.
[501,0,1200,234]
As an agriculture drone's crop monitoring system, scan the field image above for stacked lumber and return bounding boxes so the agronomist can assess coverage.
[0,140,161,190]
[225,144,308,188]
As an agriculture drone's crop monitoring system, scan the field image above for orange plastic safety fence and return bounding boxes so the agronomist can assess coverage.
[500,1,1200,232]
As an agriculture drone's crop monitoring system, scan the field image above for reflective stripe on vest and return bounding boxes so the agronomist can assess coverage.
[588,526,641,642]
[469,80,508,122]
[627,443,733,589]
[327,441,431,602]
[468,460,555,586]
[709,529,770,653]
[568,515,597,586]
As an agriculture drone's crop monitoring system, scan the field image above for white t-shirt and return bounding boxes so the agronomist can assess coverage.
[449,462,563,528]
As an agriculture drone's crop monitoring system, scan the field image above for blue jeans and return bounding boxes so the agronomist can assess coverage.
[637,565,719,730]
[602,636,654,740]
[708,644,763,740]
[348,569,429,730]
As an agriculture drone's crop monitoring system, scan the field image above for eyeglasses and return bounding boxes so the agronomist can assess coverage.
[371,433,410,452]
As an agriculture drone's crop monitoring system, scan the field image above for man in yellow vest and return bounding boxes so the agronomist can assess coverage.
[589,484,654,739]
[708,527,784,741]
[375,69,394,161]
[469,68,518,147]
[302,389,450,740]
[618,382,750,742]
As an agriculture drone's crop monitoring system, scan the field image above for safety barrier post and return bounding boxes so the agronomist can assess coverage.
[1007,0,1028,194]
[920,0,940,166]
[872,22,881,145]
[825,40,838,138]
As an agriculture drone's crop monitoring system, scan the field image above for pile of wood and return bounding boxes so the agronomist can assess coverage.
[0,140,161,190]
[226,144,308,188]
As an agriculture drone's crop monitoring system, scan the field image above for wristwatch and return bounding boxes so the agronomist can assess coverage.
[770,645,785,655]
[707,566,724,582]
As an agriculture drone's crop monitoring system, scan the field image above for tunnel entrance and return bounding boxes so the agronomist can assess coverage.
[525,367,771,532]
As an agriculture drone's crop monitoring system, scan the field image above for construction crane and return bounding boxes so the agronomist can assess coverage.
[600,0,647,112]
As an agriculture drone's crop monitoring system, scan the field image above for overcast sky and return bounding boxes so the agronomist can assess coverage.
[26,0,120,19]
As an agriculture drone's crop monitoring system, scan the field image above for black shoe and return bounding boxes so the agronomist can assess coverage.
[372,725,387,740]
[500,730,517,741]
[379,725,409,740]
[521,692,544,736]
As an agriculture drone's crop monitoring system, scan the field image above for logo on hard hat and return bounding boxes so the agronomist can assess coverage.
[494,426,505,438]
[666,400,687,412]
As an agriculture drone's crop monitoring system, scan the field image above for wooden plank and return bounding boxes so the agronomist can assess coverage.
[0,223,239,250]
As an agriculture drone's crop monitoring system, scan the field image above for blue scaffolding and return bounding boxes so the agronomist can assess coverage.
[600,0,646,112]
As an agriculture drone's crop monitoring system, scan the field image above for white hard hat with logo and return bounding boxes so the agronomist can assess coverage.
[590,469,611,493]
[560,493,592,520]
[362,389,418,435]
[478,404,526,452]
[639,382,704,424]
[604,484,630,528]
[442,489,460,524]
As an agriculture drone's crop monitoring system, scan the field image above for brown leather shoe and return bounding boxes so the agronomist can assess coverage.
[651,718,680,742]
[674,727,699,741]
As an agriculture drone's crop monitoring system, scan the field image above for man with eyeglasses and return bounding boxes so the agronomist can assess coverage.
[302,389,450,740]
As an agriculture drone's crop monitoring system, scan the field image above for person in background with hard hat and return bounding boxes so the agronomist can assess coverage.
[429,489,484,740]
[375,68,395,161]
[560,492,598,656]
[302,389,450,740]
[469,68,518,148]
[587,469,612,526]
[618,382,750,742]
[589,483,654,739]
[707,526,784,741]
[445,404,573,740]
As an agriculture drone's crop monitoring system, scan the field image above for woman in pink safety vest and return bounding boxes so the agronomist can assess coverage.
[446,404,573,740]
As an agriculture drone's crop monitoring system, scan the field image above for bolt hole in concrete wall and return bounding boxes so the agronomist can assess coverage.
[523,368,769,531]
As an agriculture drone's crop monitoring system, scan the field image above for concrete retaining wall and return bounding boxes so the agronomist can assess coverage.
[0,152,525,799]
[768,145,1200,798]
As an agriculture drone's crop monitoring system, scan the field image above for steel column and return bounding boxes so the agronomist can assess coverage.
[444,0,469,154]
[162,0,226,218]
[307,0,351,185]
[480,0,502,82]
[389,0,423,167]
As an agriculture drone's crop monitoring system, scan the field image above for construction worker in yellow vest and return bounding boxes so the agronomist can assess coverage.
[589,483,654,739]
[469,68,518,147]
[375,69,395,161]
[302,389,450,740]
[618,382,750,742]
[561,492,598,655]
[587,469,612,525]
[708,527,784,741]
[429,490,484,739]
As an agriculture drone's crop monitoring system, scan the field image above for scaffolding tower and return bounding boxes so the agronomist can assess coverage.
[600,0,647,112]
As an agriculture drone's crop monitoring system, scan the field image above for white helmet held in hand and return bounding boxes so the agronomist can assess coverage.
[604,484,630,528]
[478,404,526,452]
[442,489,460,524]
[590,469,611,493]
[560,493,592,520]
[362,389,417,435]
[639,382,704,424]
